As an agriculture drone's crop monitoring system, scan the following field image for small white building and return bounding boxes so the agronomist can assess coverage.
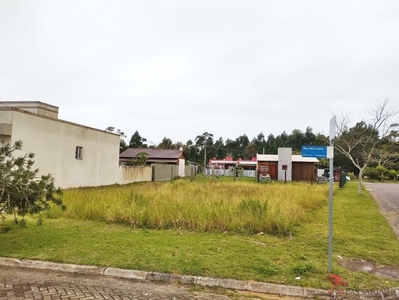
[0,101,120,188]
[257,148,319,182]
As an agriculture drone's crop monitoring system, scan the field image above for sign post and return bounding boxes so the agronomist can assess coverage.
[301,146,328,158]
[302,116,335,273]
[328,116,336,272]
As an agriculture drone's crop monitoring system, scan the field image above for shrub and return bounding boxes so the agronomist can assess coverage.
[0,141,65,224]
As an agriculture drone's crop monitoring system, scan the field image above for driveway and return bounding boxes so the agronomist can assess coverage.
[362,182,399,239]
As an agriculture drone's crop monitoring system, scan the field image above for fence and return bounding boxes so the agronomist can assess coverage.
[205,168,256,178]
[118,164,196,184]
[118,165,152,184]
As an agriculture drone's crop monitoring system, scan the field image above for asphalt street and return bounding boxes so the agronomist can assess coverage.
[363,182,399,239]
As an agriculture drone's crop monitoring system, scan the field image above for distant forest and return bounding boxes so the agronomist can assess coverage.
[107,98,399,180]
[112,126,342,169]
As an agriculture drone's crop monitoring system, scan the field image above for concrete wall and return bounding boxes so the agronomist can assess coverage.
[185,165,196,178]
[152,164,179,181]
[118,165,196,184]
[1,110,120,188]
[118,166,152,184]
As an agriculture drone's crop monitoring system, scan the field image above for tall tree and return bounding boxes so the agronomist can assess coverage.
[372,141,399,169]
[214,137,227,159]
[233,134,250,159]
[157,137,173,149]
[273,131,289,151]
[288,129,305,153]
[195,132,214,169]
[129,130,147,148]
[224,138,238,157]
[252,132,266,154]
[184,139,199,163]
[304,126,317,145]
[244,143,258,159]
[335,98,398,194]
[265,134,277,154]
[314,133,329,146]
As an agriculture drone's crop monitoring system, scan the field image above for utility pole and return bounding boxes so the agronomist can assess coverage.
[203,146,207,175]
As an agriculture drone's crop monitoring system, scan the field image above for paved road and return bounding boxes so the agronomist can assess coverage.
[363,182,399,239]
[0,265,270,300]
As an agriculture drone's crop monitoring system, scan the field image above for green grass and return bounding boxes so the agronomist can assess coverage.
[1,179,399,291]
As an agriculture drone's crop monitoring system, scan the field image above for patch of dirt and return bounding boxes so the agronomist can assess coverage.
[339,257,399,280]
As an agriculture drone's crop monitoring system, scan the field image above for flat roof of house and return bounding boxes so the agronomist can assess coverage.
[210,160,237,165]
[257,154,318,163]
[292,155,319,163]
[238,161,257,166]
[256,154,278,161]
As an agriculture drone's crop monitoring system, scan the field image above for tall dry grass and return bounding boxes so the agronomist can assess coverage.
[51,179,329,235]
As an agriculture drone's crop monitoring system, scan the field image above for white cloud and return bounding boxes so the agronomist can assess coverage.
[1,0,398,144]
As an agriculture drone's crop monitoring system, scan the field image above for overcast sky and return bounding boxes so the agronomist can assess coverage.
[1,1,398,145]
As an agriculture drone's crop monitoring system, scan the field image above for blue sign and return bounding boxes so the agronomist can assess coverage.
[301,146,327,158]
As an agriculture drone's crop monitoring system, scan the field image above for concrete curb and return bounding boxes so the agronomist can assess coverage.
[1,257,398,299]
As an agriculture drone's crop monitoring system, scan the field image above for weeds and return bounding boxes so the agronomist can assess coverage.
[49,179,329,235]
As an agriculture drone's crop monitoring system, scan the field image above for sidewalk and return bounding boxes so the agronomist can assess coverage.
[2,257,399,300]
[0,257,324,299]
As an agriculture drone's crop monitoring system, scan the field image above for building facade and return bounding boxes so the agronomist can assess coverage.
[208,156,257,177]
[0,101,120,188]
[257,148,319,182]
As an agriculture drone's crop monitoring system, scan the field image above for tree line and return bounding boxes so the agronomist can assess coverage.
[107,126,329,163]
[107,99,399,188]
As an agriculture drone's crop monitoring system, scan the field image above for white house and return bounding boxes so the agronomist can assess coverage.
[257,148,319,182]
[0,101,120,188]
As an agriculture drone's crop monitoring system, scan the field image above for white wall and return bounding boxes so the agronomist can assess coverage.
[118,166,152,184]
[3,110,120,188]
[278,147,292,182]
[178,158,185,176]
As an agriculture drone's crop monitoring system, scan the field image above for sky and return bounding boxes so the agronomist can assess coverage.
[1,0,398,145]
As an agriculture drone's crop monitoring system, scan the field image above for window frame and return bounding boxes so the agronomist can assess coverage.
[75,146,83,160]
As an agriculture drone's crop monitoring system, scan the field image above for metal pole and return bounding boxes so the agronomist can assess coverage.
[328,116,336,273]
[203,146,206,175]
[328,151,333,272]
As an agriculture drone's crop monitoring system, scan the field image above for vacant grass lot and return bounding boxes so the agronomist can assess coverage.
[55,178,329,235]
[1,177,399,290]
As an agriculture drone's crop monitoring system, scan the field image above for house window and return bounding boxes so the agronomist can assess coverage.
[75,146,83,160]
